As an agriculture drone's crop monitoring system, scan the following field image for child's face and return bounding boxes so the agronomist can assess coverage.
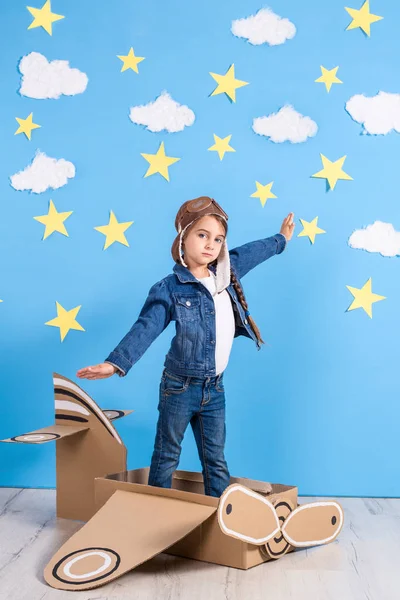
[183,215,226,267]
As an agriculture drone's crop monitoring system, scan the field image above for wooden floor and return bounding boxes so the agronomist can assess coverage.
[0,488,399,600]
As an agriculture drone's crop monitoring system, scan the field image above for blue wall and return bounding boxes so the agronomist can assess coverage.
[1,0,399,496]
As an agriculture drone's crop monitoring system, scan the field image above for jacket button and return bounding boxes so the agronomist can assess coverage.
[211,340,215,344]
[211,310,215,315]
[244,319,248,324]
[186,300,191,306]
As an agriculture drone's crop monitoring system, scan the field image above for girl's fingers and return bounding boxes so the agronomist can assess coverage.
[76,368,99,378]
[78,372,111,380]
[284,214,293,225]
[88,366,101,374]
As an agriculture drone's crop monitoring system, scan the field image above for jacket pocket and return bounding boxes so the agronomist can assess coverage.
[175,295,200,322]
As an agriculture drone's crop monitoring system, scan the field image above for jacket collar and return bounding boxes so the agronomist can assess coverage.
[173,262,217,284]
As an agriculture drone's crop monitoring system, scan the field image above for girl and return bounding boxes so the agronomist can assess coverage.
[77,197,295,497]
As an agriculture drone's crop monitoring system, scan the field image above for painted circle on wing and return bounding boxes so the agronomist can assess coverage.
[262,500,294,560]
[11,433,60,443]
[52,547,121,585]
[103,410,123,420]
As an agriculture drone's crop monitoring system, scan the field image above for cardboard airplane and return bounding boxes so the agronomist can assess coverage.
[1,373,344,591]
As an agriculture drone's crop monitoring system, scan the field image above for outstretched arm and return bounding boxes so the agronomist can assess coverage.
[77,280,171,379]
[229,213,295,279]
[104,280,171,376]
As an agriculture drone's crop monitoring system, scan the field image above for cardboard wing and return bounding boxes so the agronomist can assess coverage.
[0,424,88,444]
[44,489,217,591]
[218,484,343,558]
[1,373,133,521]
[102,409,133,421]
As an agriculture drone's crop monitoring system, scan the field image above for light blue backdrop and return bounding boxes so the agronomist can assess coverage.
[0,0,399,497]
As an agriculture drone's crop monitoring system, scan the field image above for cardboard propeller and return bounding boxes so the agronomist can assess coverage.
[262,498,294,559]
[0,373,133,521]
[218,484,343,558]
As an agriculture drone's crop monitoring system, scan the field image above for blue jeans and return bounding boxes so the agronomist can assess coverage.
[148,368,230,497]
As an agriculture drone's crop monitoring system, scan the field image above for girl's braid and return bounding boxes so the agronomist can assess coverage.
[229,267,265,348]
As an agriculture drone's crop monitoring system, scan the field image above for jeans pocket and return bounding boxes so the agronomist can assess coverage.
[163,370,190,395]
[215,374,224,393]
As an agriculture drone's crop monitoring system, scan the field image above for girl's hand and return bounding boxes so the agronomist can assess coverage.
[76,363,117,380]
[280,212,295,242]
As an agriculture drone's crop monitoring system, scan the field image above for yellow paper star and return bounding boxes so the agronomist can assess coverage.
[117,47,145,73]
[33,200,72,240]
[208,134,235,161]
[27,0,64,35]
[45,302,85,342]
[345,1,383,36]
[346,278,385,318]
[209,64,249,102]
[94,211,134,250]
[315,66,343,93]
[250,181,277,208]
[312,154,353,190]
[298,217,326,244]
[141,142,180,181]
[15,113,41,140]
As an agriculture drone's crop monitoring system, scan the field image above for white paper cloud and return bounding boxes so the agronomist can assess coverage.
[348,221,400,257]
[231,7,296,46]
[129,91,195,133]
[346,92,400,135]
[10,151,76,194]
[252,105,317,143]
[18,51,88,100]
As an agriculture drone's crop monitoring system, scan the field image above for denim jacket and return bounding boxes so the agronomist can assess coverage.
[105,233,287,378]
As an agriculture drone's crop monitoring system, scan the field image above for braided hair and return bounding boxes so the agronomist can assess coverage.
[181,215,265,348]
[229,265,265,348]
